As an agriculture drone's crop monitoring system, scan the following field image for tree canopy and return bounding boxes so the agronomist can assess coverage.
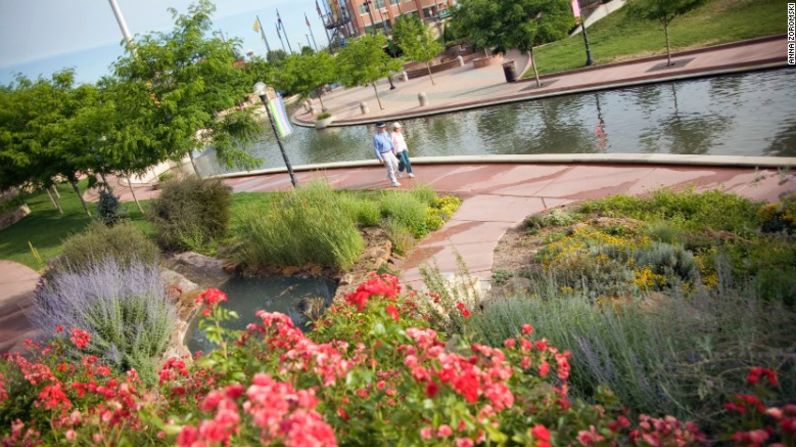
[337,34,402,110]
[111,0,261,170]
[272,51,337,110]
[393,15,443,84]
[627,0,706,65]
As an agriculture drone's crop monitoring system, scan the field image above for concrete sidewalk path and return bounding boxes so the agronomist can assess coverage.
[0,260,40,353]
[293,36,787,127]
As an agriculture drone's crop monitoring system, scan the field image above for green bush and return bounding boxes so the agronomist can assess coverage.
[380,191,428,238]
[383,218,415,255]
[96,189,126,226]
[233,182,364,270]
[148,176,232,250]
[50,222,159,274]
[579,189,761,236]
[409,185,438,205]
[340,194,381,227]
[467,270,796,431]
[316,111,332,120]
[633,241,699,285]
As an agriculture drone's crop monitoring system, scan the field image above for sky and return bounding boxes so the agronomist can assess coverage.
[0,0,332,85]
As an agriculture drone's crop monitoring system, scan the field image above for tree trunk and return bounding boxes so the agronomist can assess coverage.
[427,62,435,85]
[127,174,144,214]
[45,187,63,215]
[663,20,672,66]
[51,184,60,198]
[317,91,327,111]
[69,178,92,218]
[530,48,541,88]
[188,151,201,179]
[372,83,384,110]
[99,172,112,192]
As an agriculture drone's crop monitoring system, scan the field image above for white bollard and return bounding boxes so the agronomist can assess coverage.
[456,55,464,67]
[401,71,409,82]
[360,102,370,115]
[418,92,428,107]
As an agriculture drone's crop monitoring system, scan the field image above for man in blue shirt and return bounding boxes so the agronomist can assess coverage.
[373,122,400,187]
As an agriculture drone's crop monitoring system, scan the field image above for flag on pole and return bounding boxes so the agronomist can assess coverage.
[252,17,261,32]
[277,9,284,29]
[265,87,293,138]
[305,13,311,28]
[571,0,581,18]
[316,0,322,17]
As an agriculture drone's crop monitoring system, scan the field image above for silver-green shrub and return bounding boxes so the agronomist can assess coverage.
[32,258,175,384]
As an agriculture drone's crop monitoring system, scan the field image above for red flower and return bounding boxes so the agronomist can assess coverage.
[521,324,534,335]
[385,304,399,322]
[747,367,778,387]
[455,302,471,318]
[425,380,439,398]
[531,424,551,447]
[69,328,91,350]
[197,288,228,316]
[54,325,64,333]
[538,361,550,378]
[38,383,72,410]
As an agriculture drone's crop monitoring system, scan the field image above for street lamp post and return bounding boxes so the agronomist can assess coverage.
[254,82,298,187]
[580,19,593,66]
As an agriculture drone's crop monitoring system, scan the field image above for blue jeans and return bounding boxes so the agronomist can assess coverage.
[396,151,413,174]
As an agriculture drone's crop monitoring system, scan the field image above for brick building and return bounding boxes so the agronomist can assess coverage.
[341,0,456,35]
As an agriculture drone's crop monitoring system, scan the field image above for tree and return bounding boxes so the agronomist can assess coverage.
[273,52,337,111]
[628,0,705,66]
[111,0,261,175]
[452,0,573,87]
[393,15,444,85]
[0,71,97,217]
[336,34,403,110]
[267,49,289,65]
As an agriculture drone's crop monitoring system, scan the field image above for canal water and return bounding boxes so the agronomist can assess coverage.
[196,68,796,176]
[185,275,337,353]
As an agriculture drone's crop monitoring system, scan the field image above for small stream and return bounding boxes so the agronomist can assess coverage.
[196,68,796,176]
[185,275,337,353]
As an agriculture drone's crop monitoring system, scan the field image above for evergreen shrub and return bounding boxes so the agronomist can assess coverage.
[50,222,159,274]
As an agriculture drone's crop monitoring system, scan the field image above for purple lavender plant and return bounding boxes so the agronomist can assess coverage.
[31,258,175,383]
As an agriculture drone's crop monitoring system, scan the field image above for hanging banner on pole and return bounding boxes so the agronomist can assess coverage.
[265,87,293,138]
[571,0,581,18]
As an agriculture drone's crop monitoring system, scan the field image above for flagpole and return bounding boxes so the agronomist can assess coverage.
[108,0,133,44]
[317,0,334,52]
[255,15,272,54]
[306,14,319,51]
[277,10,294,54]
[276,22,288,53]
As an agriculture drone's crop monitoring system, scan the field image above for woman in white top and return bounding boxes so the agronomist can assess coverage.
[390,122,414,178]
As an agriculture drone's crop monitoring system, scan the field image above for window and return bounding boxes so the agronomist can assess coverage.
[390,0,400,4]
[359,4,368,14]
[375,0,385,8]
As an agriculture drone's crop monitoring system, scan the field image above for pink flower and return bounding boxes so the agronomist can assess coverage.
[456,438,474,447]
[70,328,91,350]
[538,361,550,378]
[437,425,453,438]
[54,325,64,333]
[65,429,76,441]
[521,324,533,335]
[420,427,433,440]
[503,338,516,349]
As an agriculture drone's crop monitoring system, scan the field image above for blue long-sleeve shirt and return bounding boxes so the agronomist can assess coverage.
[373,132,394,161]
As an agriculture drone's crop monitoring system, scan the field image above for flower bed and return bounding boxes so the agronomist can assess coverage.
[1,274,793,445]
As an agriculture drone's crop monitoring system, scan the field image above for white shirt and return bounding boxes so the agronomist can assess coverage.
[391,131,408,154]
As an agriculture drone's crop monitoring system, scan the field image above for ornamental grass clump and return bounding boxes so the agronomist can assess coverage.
[48,221,159,275]
[467,268,796,432]
[234,182,364,270]
[380,191,429,238]
[149,176,232,250]
[31,258,175,384]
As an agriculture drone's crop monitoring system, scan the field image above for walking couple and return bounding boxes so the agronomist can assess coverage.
[373,121,414,188]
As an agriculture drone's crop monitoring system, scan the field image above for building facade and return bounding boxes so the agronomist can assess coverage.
[345,0,456,35]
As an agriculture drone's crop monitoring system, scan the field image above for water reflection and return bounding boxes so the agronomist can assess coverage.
[199,68,796,176]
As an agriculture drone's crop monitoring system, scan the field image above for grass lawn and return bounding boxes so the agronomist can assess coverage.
[525,0,785,78]
[0,186,283,271]
[0,183,152,270]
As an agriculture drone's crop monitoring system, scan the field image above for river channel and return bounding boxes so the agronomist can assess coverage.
[197,68,796,176]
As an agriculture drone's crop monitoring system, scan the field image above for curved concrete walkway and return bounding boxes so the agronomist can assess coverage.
[292,36,787,127]
[0,260,40,353]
